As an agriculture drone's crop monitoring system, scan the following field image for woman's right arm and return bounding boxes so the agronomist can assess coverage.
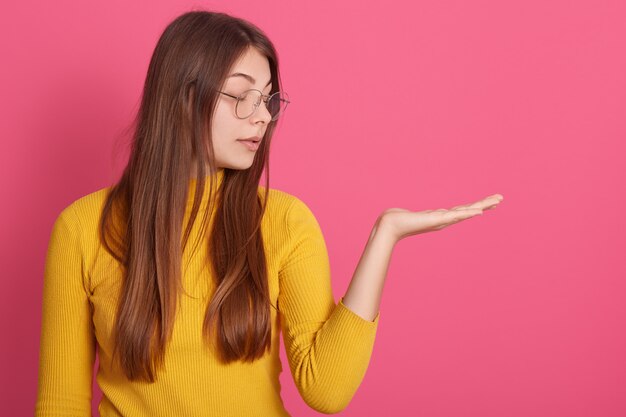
[35,206,96,417]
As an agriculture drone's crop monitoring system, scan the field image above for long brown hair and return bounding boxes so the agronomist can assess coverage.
[99,10,283,382]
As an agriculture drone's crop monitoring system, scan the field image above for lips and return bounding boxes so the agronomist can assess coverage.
[238,136,261,143]
[239,138,260,151]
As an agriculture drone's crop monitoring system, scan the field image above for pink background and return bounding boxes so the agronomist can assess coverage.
[2,1,625,416]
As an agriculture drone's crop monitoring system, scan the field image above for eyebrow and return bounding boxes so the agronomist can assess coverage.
[228,72,272,87]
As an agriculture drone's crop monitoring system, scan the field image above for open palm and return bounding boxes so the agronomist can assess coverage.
[380,194,504,242]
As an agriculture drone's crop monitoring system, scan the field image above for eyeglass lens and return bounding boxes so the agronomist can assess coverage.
[237,90,289,121]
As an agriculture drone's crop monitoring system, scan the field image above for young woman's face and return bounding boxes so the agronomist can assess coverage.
[210,47,273,170]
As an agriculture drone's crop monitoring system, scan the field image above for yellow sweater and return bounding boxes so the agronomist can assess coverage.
[35,169,380,417]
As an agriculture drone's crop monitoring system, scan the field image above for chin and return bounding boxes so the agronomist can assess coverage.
[223,160,254,170]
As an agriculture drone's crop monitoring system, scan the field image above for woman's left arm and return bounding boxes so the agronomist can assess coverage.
[342,194,504,321]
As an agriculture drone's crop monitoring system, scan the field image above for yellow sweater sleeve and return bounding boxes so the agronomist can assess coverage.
[35,206,96,417]
[278,196,380,414]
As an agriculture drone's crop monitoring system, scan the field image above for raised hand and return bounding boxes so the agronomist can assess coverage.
[342,193,504,322]
[378,194,504,243]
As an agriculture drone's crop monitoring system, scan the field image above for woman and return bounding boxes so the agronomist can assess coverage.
[35,10,503,417]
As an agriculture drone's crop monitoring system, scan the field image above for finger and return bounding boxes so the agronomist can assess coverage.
[452,194,503,211]
[430,209,482,231]
[450,200,484,211]
[436,212,479,229]
[450,203,471,210]
[484,194,504,206]
[481,195,504,210]
[447,208,483,221]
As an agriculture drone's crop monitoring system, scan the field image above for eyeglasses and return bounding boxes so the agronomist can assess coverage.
[217,88,290,121]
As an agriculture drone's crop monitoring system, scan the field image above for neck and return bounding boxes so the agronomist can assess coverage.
[187,168,225,213]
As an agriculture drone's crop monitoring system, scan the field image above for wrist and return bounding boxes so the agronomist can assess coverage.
[371,215,399,247]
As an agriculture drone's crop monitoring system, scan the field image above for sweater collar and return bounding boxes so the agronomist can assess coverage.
[186,168,225,213]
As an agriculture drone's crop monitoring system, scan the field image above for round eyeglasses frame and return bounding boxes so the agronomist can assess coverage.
[217,88,290,121]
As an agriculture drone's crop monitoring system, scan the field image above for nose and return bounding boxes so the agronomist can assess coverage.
[250,97,272,124]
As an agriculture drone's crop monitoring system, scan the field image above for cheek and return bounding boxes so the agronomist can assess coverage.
[211,109,234,144]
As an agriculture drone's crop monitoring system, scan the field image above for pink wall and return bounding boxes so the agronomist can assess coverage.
[2,1,625,416]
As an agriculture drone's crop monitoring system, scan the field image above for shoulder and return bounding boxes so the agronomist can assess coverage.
[46,186,112,279]
[258,187,323,246]
[258,185,317,223]
[63,185,111,218]
[54,185,112,239]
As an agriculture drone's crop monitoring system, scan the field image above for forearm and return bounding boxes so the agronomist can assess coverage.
[342,218,397,321]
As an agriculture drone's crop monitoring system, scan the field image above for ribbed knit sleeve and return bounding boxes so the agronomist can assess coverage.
[278,196,380,414]
[35,206,96,417]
